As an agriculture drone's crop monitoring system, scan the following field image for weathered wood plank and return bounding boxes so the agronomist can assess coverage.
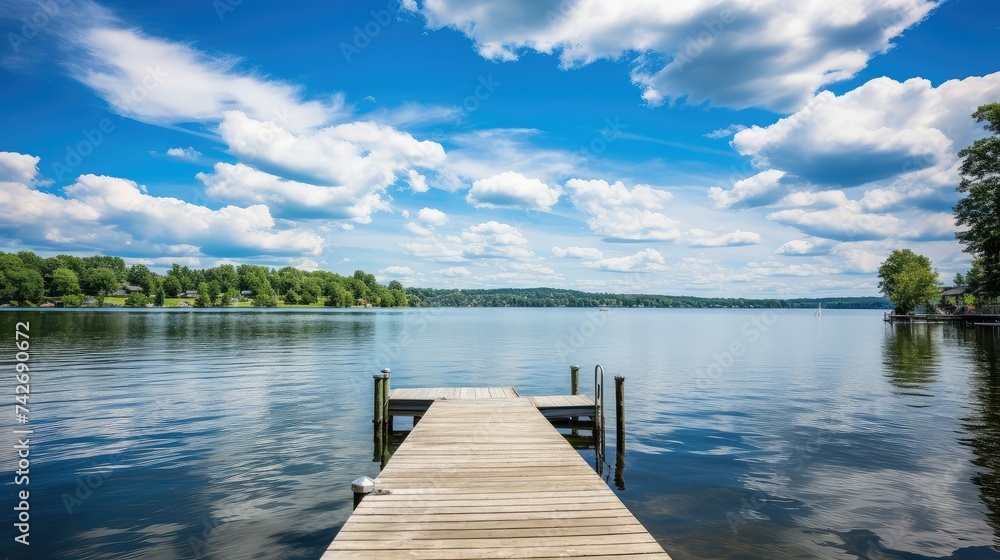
[325,397,669,559]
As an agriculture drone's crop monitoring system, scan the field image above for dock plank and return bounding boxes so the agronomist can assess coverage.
[325,398,669,559]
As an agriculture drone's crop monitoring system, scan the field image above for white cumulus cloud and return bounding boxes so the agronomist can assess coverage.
[416,207,448,226]
[401,221,534,262]
[731,73,1000,190]
[435,266,471,278]
[566,179,679,241]
[166,147,201,161]
[585,249,667,273]
[380,266,415,276]
[218,111,445,193]
[406,0,936,112]
[404,222,434,237]
[553,246,604,259]
[197,163,391,222]
[467,171,562,211]
[708,169,787,209]
[0,152,42,184]
[687,229,763,248]
[0,156,324,258]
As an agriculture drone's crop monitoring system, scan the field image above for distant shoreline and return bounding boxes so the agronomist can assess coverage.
[0,298,892,311]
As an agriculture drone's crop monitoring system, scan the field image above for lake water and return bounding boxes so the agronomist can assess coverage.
[1,308,999,559]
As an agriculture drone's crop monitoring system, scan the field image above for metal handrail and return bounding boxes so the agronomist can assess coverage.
[594,364,606,463]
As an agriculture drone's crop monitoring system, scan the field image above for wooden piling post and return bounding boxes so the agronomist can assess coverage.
[614,375,625,445]
[570,364,581,436]
[381,368,392,435]
[614,375,626,490]
[373,368,390,463]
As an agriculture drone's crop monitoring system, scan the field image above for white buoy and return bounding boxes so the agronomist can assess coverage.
[352,476,375,510]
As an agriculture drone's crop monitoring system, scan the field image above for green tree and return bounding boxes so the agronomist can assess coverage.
[84,255,127,283]
[283,289,300,305]
[206,264,238,293]
[154,286,166,307]
[0,268,45,305]
[49,267,81,296]
[207,281,221,306]
[124,292,149,307]
[60,294,84,307]
[194,282,212,308]
[252,292,279,307]
[238,264,273,296]
[127,264,156,293]
[878,249,940,314]
[955,103,1000,300]
[299,277,322,305]
[163,275,182,298]
[16,251,44,274]
[81,268,119,298]
[219,287,239,307]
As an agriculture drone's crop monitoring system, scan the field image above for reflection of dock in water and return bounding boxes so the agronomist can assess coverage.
[885,313,1000,327]
[323,366,667,559]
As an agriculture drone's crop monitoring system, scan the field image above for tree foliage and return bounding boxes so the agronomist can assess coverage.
[124,292,150,307]
[955,103,1000,300]
[81,268,119,297]
[877,249,940,314]
[49,267,81,296]
[406,287,892,309]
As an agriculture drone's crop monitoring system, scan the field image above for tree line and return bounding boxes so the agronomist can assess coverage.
[879,102,1000,314]
[0,252,413,308]
[405,287,891,309]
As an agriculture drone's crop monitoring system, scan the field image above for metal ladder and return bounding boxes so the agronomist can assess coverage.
[594,364,606,465]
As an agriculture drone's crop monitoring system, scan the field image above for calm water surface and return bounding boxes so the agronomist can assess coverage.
[1,308,999,559]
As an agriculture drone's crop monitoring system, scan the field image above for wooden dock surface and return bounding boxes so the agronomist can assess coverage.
[325,397,670,559]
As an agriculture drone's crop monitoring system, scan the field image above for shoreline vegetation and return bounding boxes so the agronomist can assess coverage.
[0,250,892,310]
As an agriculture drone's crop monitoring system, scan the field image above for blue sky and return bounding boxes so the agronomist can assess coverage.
[1,0,998,296]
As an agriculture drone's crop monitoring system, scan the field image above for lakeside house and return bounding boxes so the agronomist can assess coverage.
[112,284,144,297]
[180,290,198,298]
[940,285,970,306]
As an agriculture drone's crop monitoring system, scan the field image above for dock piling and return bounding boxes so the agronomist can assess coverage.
[570,364,581,436]
[351,476,374,510]
[372,368,390,464]
[614,375,626,490]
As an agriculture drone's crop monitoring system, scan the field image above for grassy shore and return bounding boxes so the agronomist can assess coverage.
[101,297,328,308]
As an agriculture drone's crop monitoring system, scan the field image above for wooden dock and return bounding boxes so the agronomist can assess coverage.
[388,387,596,422]
[325,396,670,559]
